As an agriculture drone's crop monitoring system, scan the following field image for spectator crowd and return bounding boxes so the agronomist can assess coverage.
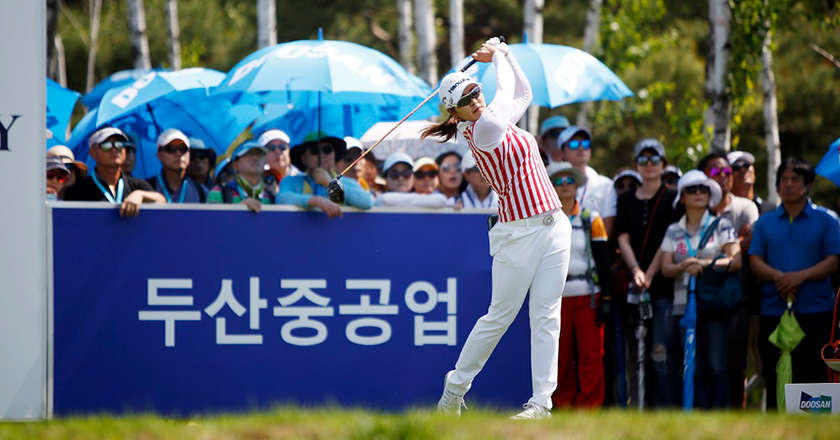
[45,114,840,411]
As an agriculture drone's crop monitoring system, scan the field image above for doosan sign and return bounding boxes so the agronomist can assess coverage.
[785,383,840,415]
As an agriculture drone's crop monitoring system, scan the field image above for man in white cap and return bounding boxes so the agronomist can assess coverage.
[557,125,618,237]
[460,150,498,210]
[207,140,272,213]
[146,129,206,203]
[727,150,765,213]
[64,127,165,217]
[258,129,298,198]
[375,152,446,208]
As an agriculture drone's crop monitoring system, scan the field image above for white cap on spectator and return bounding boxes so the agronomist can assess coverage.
[461,150,477,171]
[344,136,364,153]
[413,156,438,173]
[613,169,642,184]
[673,169,722,209]
[383,152,413,173]
[88,127,128,147]
[727,150,755,166]
[189,137,207,149]
[257,129,291,147]
[157,128,190,149]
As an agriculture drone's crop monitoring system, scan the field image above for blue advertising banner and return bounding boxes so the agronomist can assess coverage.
[51,206,533,415]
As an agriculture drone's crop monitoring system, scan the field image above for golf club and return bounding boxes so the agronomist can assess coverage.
[327,37,505,204]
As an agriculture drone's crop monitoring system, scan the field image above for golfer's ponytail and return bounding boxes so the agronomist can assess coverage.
[421,114,459,143]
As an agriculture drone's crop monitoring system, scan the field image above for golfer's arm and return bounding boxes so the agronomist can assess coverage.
[472,53,514,150]
[749,255,781,282]
[505,51,532,122]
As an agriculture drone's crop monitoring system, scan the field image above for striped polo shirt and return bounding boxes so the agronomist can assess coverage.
[462,122,560,223]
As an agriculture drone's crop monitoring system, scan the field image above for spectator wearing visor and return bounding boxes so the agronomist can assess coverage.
[749,158,840,410]
[460,150,498,210]
[727,151,767,213]
[557,126,618,237]
[64,127,165,217]
[336,136,368,189]
[662,165,682,190]
[547,162,612,409]
[46,155,70,201]
[375,152,446,208]
[435,151,465,207]
[277,131,372,217]
[660,170,741,409]
[614,137,684,408]
[47,144,88,199]
[207,141,272,212]
[613,169,642,198]
[146,129,206,203]
[412,157,440,195]
[186,137,216,193]
[538,115,571,165]
[258,129,296,198]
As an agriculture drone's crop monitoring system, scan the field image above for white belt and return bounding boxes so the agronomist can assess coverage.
[502,209,563,227]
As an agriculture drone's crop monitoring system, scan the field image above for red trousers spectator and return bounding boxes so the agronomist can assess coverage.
[552,294,605,409]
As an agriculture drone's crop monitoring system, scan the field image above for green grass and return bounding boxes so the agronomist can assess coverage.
[2,407,839,440]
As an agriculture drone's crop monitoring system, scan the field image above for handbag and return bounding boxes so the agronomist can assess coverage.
[693,217,742,314]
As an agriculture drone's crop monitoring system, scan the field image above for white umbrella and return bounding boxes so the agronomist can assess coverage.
[360,120,468,160]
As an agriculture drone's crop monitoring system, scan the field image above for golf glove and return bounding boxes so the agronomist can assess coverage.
[484,37,510,55]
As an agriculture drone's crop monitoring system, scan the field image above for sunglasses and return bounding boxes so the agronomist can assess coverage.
[440,164,461,173]
[266,143,289,152]
[414,170,439,179]
[190,150,213,160]
[47,170,68,183]
[455,86,482,108]
[544,129,563,139]
[731,163,750,172]
[683,184,711,195]
[566,140,591,150]
[636,155,662,166]
[307,144,334,155]
[615,182,638,192]
[387,168,413,180]
[708,166,732,178]
[160,144,189,155]
[552,176,576,186]
[98,141,128,152]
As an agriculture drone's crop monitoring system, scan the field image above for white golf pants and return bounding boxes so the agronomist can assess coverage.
[445,209,571,409]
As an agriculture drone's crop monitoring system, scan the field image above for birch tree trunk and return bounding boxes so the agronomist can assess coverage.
[86,0,103,92]
[397,0,415,73]
[54,34,67,88]
[760,28,780,209]
[521,0,543,134]
[165,0,182,69]
[705,0,732,153]
[47,0,59,78]
[126,0,152,70]
[449,0,464,67]
[577,0,602,128]
[414,0,438,86]
[256,0,277,49]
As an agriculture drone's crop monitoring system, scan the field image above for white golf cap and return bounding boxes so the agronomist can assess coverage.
[461,150,477,171]
[157,128,190,149]
[438,71,479,109]
[673,169,722,209]
[344,136,364,153]
[613,169,642,184]
[727,150,755,166]
[383,152,413,173]
[257,129,291,147]
[88,127,128,147]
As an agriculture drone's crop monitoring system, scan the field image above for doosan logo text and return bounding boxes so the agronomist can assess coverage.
[800,392,832,413]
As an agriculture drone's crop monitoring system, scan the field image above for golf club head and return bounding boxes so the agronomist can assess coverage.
[327,178,345,204]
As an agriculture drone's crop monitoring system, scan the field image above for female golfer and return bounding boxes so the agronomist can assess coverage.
[422,39,571,420]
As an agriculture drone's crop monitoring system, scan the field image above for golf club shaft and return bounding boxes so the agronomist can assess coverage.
[336,57,482,179]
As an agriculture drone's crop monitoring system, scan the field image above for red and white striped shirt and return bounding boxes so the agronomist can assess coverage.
[463,121,561,223]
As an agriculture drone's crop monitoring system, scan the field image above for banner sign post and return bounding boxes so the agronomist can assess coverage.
[0,0,48,420]
[51,206,532,415]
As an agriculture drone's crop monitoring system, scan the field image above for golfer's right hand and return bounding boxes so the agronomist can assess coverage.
[484,37,510,55]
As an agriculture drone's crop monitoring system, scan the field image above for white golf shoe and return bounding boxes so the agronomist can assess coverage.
[510,402,551,420]
[437,372,467,416]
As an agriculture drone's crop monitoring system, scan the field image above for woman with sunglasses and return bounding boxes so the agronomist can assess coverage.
[423,38,571,420]
[660,170,741,409]
[435,151,465,207]
[614,138,684,408]
[375,152,447,208]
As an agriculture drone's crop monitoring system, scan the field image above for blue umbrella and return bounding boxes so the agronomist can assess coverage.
[81,68,169,110]
[815,137,840,187]
[96,68,226,127]
[70,90,263,179]
[454,43,633,108]
[680,277,698,411]
[212,39,433,104]
[47,79,81,143]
